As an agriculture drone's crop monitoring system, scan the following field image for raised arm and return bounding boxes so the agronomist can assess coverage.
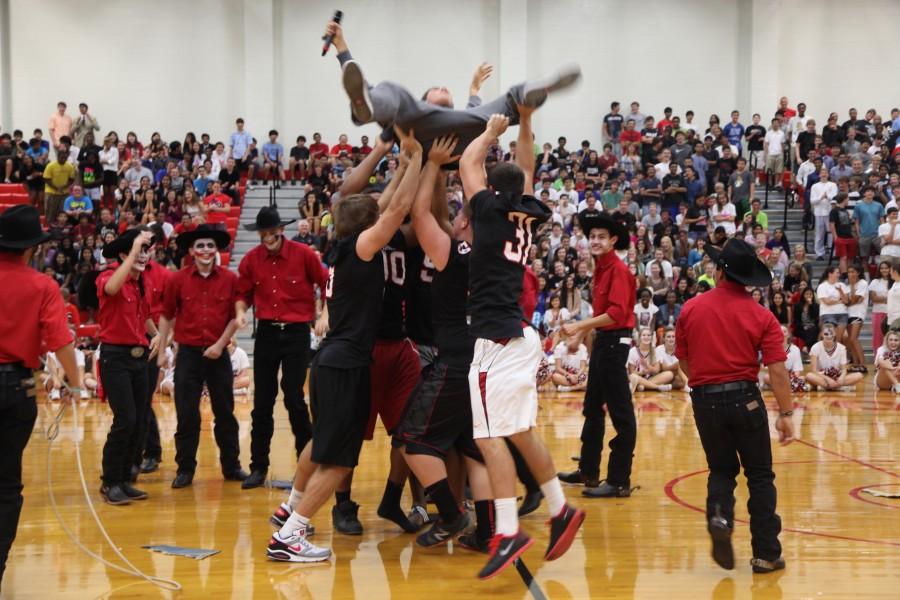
[411,136,458,271]
[460,114,509,199]
[357,128,422,261]
[339,133,393,204]
[516,104,537,194]
[104,230,154,296]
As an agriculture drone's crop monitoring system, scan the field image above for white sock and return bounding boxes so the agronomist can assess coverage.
[288,487,303,509]
[279,511,310,538]
[494,498,518,537]
[540,478,567,517]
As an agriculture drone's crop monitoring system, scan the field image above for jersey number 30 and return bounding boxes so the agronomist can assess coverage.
[503,212,535,265]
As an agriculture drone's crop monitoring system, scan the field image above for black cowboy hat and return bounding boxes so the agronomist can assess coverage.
[705,238,773,288]
[0,205,51,249]
[176,224,231,252]
[102,226,158,259]
[577,210,630,250]
[244,205,295,231]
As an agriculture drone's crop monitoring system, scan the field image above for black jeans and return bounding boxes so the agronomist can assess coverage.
[579,330,635,486]
[250,322,312,472]
[173,346,241,475]
[137,358,162,465]
[691,384,782,561]
[99,346,149,485]
[0,365,36,586]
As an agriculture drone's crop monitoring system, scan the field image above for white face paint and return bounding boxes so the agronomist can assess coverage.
[191,239,217,266]
[259,228,283,252]
[132,245,152,272]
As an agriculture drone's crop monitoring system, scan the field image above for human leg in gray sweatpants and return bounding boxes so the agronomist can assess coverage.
[814,215,829,259]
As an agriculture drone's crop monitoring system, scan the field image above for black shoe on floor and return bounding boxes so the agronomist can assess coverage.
[557,469,599,487]
[518,491,543,516]
[223,468,249,482]
[172,472,194,489]
[129,465,140,483]
[477,531,533,580]
[122,483,149,500]
[582,480,631,498]
[332,500,363,535]
[241,470,267,489]
[416,511,470,548]
[545,503,586,561]
[708,513,735,570]
[456,532,489,554]
[100,484,132,505]
[750,557,785,573]
[139,457,160,474]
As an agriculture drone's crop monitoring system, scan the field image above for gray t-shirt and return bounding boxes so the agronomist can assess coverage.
[729,170,753,205]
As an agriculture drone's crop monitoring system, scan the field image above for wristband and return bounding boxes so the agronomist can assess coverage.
[779,410,793,417]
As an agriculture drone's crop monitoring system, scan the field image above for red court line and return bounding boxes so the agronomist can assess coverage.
[663,460,900,548]
[849,485,900,510]
[794,439,900,478]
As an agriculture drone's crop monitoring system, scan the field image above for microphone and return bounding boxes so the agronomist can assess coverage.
[321,10,344,56]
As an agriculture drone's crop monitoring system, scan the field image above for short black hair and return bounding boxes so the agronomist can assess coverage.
[297,135,306,142]
[269,129,278,137]
[236,118,244,124]
[57,101,66,108]
[487,162,525,195]
[611,101,620,109]
[79,102,88,109]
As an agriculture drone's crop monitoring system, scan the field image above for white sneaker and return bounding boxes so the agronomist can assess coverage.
[49,388,61,401]
[80,389,89,400]
[892,383,900,394]
[684,385,692,393]
[657,384,673,392]
[557,385,573,392]
[266,529,331,563]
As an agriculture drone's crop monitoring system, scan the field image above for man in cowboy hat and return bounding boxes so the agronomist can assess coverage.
[157,224,246,488]
[0,206,80,587]
[558,211,638,498]
[675,238,794,574]
[96,225,160,505]
[235,206,328,489]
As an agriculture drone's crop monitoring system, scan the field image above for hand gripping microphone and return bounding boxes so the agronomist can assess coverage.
[321,10,344,56]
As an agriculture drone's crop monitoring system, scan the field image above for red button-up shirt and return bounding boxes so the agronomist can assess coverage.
[237,238,328,323]
[0,254,73,369]
[96,265,151,346]
[591,251,636,330]
[675,279,786,386]
[143,260,170,326]
[163,265,238,347]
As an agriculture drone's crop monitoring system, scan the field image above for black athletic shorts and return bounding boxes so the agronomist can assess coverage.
[393,360,483,462]
[309,357,371,468]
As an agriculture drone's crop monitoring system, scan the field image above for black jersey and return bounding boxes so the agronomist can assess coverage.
[377,231,408,340]
[468,189,551,340]
[317,233,384,368]
[432,240,474,366]
[405,246,434,346]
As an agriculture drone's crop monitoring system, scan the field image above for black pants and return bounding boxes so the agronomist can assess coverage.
[137,358,162,465]
[691,384,782,561]
[99,346,149,485]
[250,322,312,472]
[579,330,635,486]
[0,365,36,586]
[173,346,241,475]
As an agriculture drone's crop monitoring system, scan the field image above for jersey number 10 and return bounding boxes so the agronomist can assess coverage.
[503,212,536,266]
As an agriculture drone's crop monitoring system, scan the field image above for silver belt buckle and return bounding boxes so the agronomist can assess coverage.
[130,346,146,359]
[618,337,632,345]
[273,321,287,330]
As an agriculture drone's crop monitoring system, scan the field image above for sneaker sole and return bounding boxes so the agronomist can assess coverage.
[100,494,131,506]
[709,524,735,570]
[522,64,582,106]
[478,536,534,580]
[126,493,149,501]
[544,509,586,561]
[266,549,330,563]
[342,62,372,124]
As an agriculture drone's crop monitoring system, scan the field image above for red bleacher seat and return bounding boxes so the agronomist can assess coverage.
[76,324,100,341]
[226,217,238,230]
[229,205,241,217]
[0,183,26,194]
[9,193,29,205]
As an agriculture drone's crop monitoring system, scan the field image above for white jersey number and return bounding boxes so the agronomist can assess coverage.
[325,265,335,299]
[503,212,535,265]
[420,255,435,283]
[382,250,406,286]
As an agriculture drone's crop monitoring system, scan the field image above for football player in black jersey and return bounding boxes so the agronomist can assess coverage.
[461,110,585,579]
[266,128,423,563]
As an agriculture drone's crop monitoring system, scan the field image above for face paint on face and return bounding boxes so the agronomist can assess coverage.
[131,244,152,272]
[259,228,283,251]
[191,239,217,266]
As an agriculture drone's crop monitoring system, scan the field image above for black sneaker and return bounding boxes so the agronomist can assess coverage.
[582,480,631,498]
[456,532,489,554]
[99,484,131,506]
[171,472,194,489]
[518,491,543,516]
[557,469,599,487]
[416,511,470,548]
[477,531,533,580]
[332,500,363,535]
[139,457,160,474]
[269,502,315,536]
[342,60,373,124]
[121,483,148,501]
[545,504,585,561]
[750,557,786,573]
[708,514,735,570]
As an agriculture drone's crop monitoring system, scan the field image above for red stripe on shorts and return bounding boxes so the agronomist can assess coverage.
[478,371,490,436]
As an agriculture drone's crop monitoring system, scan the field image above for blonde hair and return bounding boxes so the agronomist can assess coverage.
[637,327,657,364]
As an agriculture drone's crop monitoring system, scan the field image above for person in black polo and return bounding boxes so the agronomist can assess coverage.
[675,239,795,574]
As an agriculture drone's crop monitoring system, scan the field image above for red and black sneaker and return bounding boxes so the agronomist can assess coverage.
[477,531,533,580]
[269,502,316,536]
[544,503,586,561]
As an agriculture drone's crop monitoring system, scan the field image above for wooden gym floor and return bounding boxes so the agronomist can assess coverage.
[4,381,899,599]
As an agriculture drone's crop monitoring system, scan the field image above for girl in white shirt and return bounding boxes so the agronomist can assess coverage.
[542,293,571,346]
[805,324,864,391]
[874,331,900,392]
[627,327,673,392]
[655,327,689,392]
[887,262,900,328]
[229,338,252,396]
[844,264,869,372]
[762,326,807,393]
[869,261,891,354]
[550,337,589,392]
[710,193,737,236]
[816,266,849,343]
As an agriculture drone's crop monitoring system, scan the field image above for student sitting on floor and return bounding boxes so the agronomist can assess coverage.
[229,338,251,396]
[655,326,690,392]
[627,327,673,392]
[158,345,175,397]
[550,334,589,392]
[874,330,900,393]
[805,324,864,391]
[762,325,808,393]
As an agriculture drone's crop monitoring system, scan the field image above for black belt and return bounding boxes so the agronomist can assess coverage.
[0,362,36,396]
[0,363,27,373]
[692,381,757,395]
[102,344,148,358]
[258,320,309,330]
[595,328,632,338]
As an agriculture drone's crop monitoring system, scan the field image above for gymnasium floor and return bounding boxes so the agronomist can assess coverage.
[5,383,899,599]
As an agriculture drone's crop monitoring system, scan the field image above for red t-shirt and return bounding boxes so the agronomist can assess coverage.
[64,302,81,328]
[330,143,352,156]
[309,142,329,160]
[204,194,231,224]
[620,130,641,145]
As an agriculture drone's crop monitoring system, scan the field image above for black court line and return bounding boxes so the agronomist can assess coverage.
[514,558,548,600]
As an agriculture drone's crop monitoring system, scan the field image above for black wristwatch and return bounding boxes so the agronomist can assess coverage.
[779,410,793,417]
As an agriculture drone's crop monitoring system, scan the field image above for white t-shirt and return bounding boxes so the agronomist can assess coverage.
[644,258,674,279]
[764,130,785,156]
[627,346,656,374]
[543,308,571,333]
[784,344,803,374]
[230,346,250,375]
[634,303,659,328]
[161,346,175,385]
[878,222,900,257]
[46,348,85,371]
[710,202,737,235]
[888,284,900,325]
[845,279,869,320]
[869,278,889,313]
[809,341,847,372]
[816,281,848,316]
[552,342,588,372]
[654,344,679,368]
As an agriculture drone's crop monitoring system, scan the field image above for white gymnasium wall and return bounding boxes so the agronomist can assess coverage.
[2,0,898,146]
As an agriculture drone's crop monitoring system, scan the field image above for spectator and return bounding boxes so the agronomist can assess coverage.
[844,263,868,371]
[218,157,241,203]
[292,219,320,249]
[549,335,588,392]
[71,102,100,147]
[853,186,884,262]
[634,288,658,328]
[288,135,309,184]
[869,261,891,354]
[308,132,328,162]
[655,290,681,328]
[810,168,838,260]
[261,129,285,185]
[874,331,900,393]
[42,149,76,223]
[710,192,737,236]
[63,185,93,221]
[48,101,72,149]
[25,136,49,168]
[661,161,686,217]
[829,192,856,274]
[805,324,864,391]
[203,181,232,229]
[627,327,673,392]
[763,117,785,190]
[602,101,624,156]
[728,157,755,218]
[230,338,252,397]
[123,158,152,192]
[229,117,253,171]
